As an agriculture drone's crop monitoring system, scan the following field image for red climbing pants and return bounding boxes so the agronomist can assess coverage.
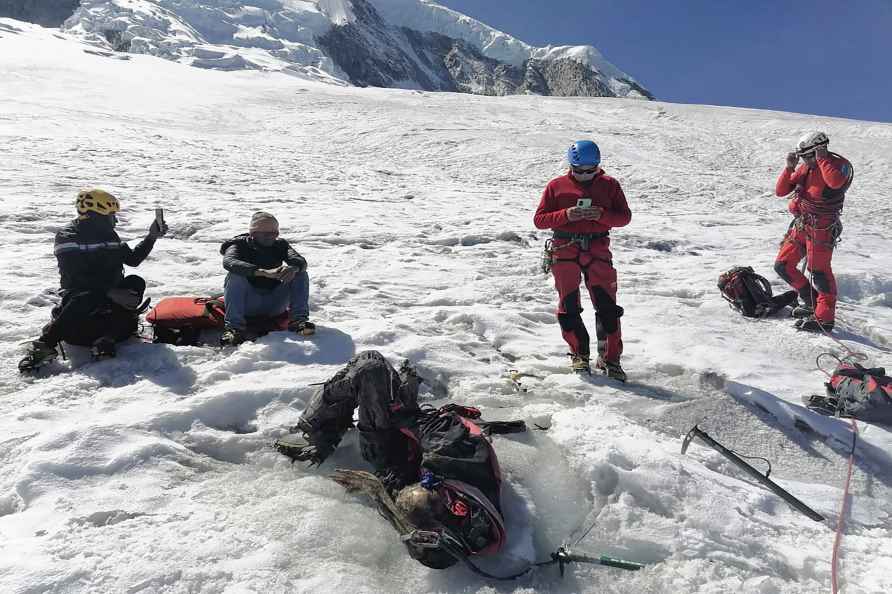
[551,240,623,362]
[774,218,839,323]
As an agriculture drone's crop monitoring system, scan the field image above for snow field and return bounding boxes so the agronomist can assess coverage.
[2,20,892,593]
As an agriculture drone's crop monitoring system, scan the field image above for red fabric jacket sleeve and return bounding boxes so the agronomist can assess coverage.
[599,180,632,228]
[533,184,569,229]
[817,156,850,190]
[776,166,800,196]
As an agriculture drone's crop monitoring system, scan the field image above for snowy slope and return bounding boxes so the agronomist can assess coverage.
[2,19,892,594]
[57,0,651,97]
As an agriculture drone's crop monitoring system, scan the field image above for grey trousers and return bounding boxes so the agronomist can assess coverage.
[300,351,421,471]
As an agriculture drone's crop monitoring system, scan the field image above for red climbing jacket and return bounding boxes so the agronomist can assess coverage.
[776,153,853,220]
[533,171,632,232]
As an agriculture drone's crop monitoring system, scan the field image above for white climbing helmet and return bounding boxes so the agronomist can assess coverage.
[796,131,829,155]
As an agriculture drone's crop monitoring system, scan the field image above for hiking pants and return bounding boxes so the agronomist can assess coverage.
[774,219,839,323]
[300,351,421,475]
[551,241,624,362]
[41,275,144,347]
[223,271,309,331]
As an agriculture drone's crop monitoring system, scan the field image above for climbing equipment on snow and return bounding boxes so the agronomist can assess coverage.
[718,266,797,318]
[681,425,824,522]
[804,356,892,424]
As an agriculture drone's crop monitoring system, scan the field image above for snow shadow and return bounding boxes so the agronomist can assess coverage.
[250,325,356,366]
[584,374,691,403]
[726,381,892,489]
[832,327,891,353]
[0,22,24,35]
[66,341,199,395]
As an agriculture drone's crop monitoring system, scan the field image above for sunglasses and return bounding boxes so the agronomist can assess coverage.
[251,231,279,239]
[798,151,816,158]
[571,166,599,174]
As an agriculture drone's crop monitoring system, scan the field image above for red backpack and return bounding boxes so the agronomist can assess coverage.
[718,266,797,318]
[146,296,288,345]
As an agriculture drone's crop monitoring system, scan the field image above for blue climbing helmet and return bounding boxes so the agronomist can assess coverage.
[567,140,601,167]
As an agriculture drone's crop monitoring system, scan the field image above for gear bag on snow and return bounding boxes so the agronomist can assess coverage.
[145,296,289,345]
[805,363,892,425]
[416,406,505,508]
[718,266,797,318]
[146,297,226,345]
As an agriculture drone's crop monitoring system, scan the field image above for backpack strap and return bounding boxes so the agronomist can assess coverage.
[198,297,226,323]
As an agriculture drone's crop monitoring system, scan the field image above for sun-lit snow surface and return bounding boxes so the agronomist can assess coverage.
[61,0,648,97]
[2,19,892,594]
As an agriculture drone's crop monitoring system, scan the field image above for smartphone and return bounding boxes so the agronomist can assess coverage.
[576,198,592,208]
[155,207,164,226]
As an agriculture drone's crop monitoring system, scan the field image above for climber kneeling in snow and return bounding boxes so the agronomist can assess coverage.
[275,351,523,570]
[534,140,632,380]
[219,211,314,346]
[773,131,853,333]
[19,189,167,373]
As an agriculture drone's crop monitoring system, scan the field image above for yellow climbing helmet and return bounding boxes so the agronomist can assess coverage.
[76,188,120,216]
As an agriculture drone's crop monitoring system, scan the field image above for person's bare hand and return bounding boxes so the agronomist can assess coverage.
[566,206,585,222]
[279,265,298,283]
[786,152,799,169]
[254,268,281,279]
[567,206,602,221]
[585,206,604,221]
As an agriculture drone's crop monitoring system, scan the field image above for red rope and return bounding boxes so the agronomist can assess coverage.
[830,418,858,594]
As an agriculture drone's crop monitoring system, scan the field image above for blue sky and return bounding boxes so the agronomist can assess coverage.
[438,0,892,123]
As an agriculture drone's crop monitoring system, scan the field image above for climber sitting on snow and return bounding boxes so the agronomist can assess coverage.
[19,188,167,373]
[274,351,525,570]
[219,211,314,346]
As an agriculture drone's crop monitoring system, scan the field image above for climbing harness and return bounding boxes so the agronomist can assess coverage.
[542,231,610,275]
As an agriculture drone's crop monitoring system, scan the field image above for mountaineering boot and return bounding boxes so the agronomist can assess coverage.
[288,319,316,336]
[569,353,591,374]
[596,357,627,382]
[91,337,117,361]
[18,340,59,373]
[791,305,815,319]
[795,317,834,333]
[274,419,337,466]
[220,326,245,347]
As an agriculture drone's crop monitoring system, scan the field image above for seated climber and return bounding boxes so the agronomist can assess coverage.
[275,351,525,570]
[19,188,167,372]
[220,211,314,346]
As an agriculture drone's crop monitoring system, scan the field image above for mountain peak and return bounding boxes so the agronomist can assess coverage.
[7,0,652,99]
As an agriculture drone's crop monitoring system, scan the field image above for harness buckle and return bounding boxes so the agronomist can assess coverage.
[402,529,443,549]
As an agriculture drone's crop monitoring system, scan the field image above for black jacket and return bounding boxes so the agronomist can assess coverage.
[220,234,307,290]
[54,217,156,293]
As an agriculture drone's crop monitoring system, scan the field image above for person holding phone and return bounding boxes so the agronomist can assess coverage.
[18,188,168,372]
[533,141,632,380]
[219,211,314,346]
[773,132,853,332]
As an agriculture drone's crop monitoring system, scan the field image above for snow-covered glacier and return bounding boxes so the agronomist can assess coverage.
[2,13,891,594]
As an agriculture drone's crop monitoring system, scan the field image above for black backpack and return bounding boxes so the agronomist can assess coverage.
[718,266,797,318]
